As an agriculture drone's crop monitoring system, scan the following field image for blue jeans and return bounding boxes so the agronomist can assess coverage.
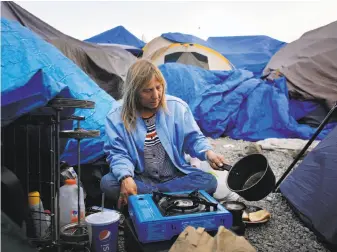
[100,171,217,202]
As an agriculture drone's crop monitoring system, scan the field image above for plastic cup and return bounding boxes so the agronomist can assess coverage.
[85,211,120,252]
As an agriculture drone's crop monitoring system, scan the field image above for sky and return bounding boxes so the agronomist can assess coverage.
[15,0,337,43]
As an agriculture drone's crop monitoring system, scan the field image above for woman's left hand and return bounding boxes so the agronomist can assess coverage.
[206,150,227,170]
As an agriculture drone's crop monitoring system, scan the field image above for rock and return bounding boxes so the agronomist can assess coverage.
[244,143,263,155]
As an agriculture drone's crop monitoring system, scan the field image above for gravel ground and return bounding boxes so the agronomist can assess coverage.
[211,137,329,252]
[116,137,330,252]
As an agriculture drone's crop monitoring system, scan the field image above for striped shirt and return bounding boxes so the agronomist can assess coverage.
[141,114,179,184]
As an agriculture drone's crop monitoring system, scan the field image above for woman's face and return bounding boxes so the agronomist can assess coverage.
[139,75,163,111]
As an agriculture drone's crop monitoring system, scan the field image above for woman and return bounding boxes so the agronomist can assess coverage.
[101,59,227,209]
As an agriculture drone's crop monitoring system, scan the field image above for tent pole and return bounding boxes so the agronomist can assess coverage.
[274,102,337,192]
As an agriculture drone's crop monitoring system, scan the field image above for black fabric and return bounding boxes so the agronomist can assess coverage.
[1,165,36,239]
[124,217,173,252]
[164,52,209,70]
[299,102,337,127]
[1,1,137,100]
[1,212,38,252]
[191,52,209,63]
[1,166,28,228]
[165,52,184,63]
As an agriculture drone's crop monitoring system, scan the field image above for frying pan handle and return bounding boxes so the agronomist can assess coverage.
[218,163,232,171]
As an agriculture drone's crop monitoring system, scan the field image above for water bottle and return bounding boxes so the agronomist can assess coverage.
[28,191,49,238]
[59,179,85,228]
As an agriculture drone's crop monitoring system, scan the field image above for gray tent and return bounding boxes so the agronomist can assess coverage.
[263,21,337,110]
[1,1,137,100]
[280,125,337,249]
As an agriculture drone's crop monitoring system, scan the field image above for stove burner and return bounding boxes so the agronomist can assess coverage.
[175,199,194,207]
[158,197,206,214]
[153,190,217,216]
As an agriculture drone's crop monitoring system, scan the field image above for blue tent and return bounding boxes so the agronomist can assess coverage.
[1,18,117,166]
[207,36,286,77]
[280,125,337,248]
[85,25,145,55]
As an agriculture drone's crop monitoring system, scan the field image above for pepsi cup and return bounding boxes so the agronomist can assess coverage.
[85,211,120,252]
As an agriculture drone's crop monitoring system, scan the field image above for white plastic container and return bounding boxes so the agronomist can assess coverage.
[59,179,85,228]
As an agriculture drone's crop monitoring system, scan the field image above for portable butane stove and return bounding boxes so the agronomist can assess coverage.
[128,190,233,243]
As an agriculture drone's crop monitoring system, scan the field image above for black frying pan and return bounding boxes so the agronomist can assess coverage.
[219,154,275,201]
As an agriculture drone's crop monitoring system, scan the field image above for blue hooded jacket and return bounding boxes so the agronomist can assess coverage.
[104,95,213,181]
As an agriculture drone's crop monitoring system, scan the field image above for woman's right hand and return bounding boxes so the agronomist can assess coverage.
[118,177,137,209]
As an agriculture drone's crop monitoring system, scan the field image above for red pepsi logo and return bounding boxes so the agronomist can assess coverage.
[99,230,111,241]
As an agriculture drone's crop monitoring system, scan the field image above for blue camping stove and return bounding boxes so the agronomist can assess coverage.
[128,190,233,243]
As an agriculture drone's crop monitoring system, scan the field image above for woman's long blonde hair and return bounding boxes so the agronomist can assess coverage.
[121,59,168,132]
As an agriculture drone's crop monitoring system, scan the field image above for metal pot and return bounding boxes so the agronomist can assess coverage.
[220,154,275,201]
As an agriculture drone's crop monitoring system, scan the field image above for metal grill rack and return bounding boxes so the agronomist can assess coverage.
[2,97,100,251]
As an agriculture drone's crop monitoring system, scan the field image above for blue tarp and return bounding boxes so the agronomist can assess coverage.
[1,19,117,165]
[159,63,335,140]
[288,99,320,121]
[280,125,337,246]
[162,32,211,48]
[85,25,145,51]
[207,36,286,77]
